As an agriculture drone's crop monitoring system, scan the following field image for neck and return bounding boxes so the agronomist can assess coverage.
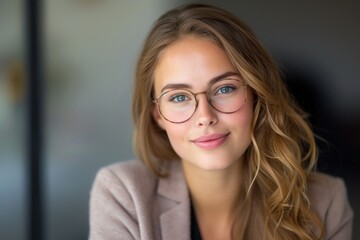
[182,160,242,221]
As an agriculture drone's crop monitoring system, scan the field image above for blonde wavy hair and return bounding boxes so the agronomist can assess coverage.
[132,4,324,240]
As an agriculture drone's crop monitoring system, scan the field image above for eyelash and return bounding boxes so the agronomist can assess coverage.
[214,85,236,95]
[169,94,191,103]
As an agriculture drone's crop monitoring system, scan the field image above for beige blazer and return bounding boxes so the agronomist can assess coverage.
[89,160,353,240]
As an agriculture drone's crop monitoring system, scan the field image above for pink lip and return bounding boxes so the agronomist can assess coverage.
[192,133,230,150]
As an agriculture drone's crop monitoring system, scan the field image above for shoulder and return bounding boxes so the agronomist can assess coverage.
[93,160,158,200]
[96,160,156,183]
[307,171,353,239]
[307,171,350,211]
[307,171,346,199]
[89,160,160,239]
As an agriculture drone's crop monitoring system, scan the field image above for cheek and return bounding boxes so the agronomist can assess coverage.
[244,107,254,131]
[227,101,254,140]
[241,91,254,129]
[243,107,254,136]
[162,123,188,150]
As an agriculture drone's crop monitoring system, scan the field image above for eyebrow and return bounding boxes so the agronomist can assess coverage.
[160,71,240,93]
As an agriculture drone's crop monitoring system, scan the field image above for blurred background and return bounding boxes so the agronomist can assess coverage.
[0,0,358,239]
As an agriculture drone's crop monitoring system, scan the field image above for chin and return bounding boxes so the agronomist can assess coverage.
[184,154,240,172]
[200,162,235,171]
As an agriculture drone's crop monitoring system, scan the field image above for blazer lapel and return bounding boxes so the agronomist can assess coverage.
[158,161,191,240]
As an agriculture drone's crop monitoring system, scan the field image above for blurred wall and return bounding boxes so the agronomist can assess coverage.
[0,0,26,240]
[0,0,358,239]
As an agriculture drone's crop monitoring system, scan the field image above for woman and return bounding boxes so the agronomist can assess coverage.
[89,4,353,240]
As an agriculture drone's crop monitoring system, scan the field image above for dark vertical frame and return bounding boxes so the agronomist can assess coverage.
[25,0,43,240]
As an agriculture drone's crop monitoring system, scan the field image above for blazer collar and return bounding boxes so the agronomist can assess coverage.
[158,160,191,240]
[158,160,188,202]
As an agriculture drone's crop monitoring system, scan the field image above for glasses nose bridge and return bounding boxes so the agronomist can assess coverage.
[193,90,210,102]
[192,90,213,112]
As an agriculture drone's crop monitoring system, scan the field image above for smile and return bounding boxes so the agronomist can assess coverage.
[192,133,230,150]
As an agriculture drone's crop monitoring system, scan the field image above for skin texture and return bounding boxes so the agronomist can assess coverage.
[152,36,254,239]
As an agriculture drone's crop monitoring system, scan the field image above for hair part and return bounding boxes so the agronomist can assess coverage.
[132,3,324,239]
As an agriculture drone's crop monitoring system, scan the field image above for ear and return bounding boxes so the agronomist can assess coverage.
[151,105,165,130]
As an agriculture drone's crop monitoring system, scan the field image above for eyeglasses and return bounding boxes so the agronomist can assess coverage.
[153,78,247,123]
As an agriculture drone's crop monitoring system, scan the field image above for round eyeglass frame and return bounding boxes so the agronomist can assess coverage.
[153,83,247,124]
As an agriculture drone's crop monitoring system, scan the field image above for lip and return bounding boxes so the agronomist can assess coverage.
[192,133,230,150]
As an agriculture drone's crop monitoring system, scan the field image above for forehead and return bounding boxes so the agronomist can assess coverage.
[153,36,236,93]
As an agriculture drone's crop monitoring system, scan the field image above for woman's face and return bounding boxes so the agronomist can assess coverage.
[152,36,253,172]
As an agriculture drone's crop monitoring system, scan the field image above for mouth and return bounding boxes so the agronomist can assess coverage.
[192,133,230,150]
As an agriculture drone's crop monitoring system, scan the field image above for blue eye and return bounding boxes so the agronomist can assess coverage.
[216,86,235,94]
[169,95,189,103]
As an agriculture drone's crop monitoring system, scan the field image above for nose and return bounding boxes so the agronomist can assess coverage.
[194,94,218,127]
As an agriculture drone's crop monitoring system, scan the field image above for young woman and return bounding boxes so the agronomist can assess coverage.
[89,4,353,240]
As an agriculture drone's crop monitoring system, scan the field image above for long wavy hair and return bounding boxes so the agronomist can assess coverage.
[132,4,324,240]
